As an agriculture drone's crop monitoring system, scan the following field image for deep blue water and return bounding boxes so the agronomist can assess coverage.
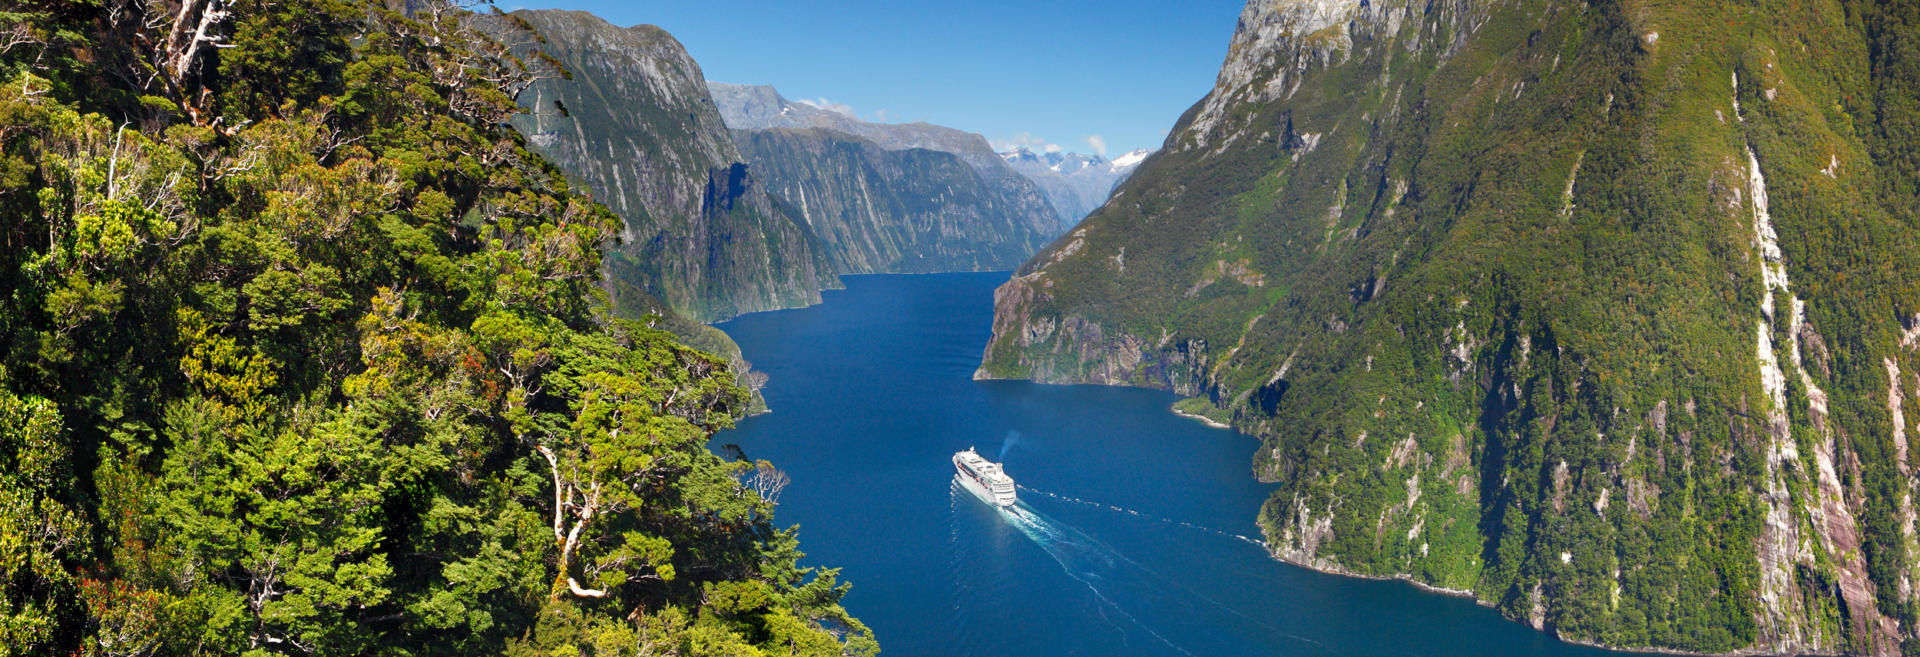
[714,272,1658,657]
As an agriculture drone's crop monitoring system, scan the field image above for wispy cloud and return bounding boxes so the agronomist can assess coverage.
[1085,134,1108,156]
[990,131,1061,153]
[794,97,856,118]
[874,108,895,122]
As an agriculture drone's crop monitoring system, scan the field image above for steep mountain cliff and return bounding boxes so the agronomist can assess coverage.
[709,82,1065,234]
[979,0,1920,653]
[733,128,1053,274]
[493,11,837,323]
[999,146,1152,228]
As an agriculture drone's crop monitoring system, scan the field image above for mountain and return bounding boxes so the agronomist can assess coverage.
[735,128,1054,273]
[709,82,1004,173]
[979,0,1920,654]
[999,146,1153,228]
[708,82,1065,233]
[708,81,1061,268]
[493,11,838,324]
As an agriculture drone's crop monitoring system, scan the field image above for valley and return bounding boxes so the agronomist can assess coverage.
[4,1,1917,655]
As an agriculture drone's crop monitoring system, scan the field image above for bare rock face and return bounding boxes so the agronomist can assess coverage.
[980,0,1920,653]
[487,10,837,323]
[708,82,1058,237]
[710,82,1017,181]
[730,127,1056,275]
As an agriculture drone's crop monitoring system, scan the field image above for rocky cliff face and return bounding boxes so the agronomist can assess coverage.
[734,128,1053,274]
[491,11,837,323]
[709,82,1063,235]
[979,0,1920,654]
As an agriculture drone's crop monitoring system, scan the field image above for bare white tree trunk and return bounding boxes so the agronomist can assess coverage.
[538,443,611,599]
[171,0,228,81]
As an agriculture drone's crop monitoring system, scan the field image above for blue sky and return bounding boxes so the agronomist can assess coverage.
[511,0,1246,157]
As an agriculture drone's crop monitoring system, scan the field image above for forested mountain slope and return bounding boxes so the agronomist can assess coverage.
[491,10,838,324]
[0,2,870,655]
[734,127,1053,274]
[979,0,1920,653]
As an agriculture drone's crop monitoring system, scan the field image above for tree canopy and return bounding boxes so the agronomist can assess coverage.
[0,1,874,655]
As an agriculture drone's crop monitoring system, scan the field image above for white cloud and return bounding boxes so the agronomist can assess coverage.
[991,131,1060,153]
[794,97,856,118]
[873,109,895,122]
[1085,134,1108,156]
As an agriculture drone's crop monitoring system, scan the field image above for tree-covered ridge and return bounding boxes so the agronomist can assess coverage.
[0,2,872,655]
[981,0,1920,653]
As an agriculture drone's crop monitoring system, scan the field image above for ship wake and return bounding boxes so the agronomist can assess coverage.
[997,498,1199,657]
[957,479,1321,655]
[1017,484,1267,549]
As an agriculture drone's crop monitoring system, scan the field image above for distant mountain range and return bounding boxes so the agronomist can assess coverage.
[998,146,1153,228]
[733,128,1054,274]
[710,81,1143,234]
[709,82,1062,270]
[708,82,1017,182]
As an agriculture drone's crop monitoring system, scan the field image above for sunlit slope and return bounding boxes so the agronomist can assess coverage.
[495,10,839,323]
[979,1,1920,653]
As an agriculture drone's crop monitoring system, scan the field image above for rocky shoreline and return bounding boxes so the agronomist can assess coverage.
[1170,406,1231,430]
[1259,541,1843,657]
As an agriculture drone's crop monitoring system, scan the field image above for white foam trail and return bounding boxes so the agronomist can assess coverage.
[999,497,1324,652]
[1019,485,1269,549]
[996,503,1197,657]
[957,481,1324,652]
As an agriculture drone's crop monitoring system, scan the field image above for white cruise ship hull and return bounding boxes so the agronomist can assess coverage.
[956,471,1015,508]
[952,448,1017,507]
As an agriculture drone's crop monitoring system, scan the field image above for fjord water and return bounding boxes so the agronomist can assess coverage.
[715,273,1655,657]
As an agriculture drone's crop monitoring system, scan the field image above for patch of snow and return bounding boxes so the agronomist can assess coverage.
[1111,148,1151,169]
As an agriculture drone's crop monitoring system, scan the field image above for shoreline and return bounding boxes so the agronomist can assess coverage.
[995,372,1841,657]
[1170,406,1231,429]
[1259,542,1837,657]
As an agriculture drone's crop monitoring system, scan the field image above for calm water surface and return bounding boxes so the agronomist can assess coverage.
[714,272,1662,657]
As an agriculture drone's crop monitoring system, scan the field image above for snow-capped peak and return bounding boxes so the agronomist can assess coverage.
[1110,148,1151,170]
[1001,146,1043,164]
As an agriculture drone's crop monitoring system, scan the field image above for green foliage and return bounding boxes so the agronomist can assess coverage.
[0,392,85,655]
[0,2,871,655]
[983,0,1920,652]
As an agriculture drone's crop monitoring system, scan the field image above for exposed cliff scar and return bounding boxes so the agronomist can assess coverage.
[795,183,812,225]
[1559,151,1584,219]
[1737,71,1811,651]
[1886,357,1918,604]
[1737,70,1890,653]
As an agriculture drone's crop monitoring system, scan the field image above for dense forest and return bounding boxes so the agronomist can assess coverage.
[980,0,1920,654]
[0,1,872,655]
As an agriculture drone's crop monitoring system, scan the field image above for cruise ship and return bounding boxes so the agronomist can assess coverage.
[953,448,1017,507]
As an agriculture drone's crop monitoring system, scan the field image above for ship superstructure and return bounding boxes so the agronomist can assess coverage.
[953,448,1017,507]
